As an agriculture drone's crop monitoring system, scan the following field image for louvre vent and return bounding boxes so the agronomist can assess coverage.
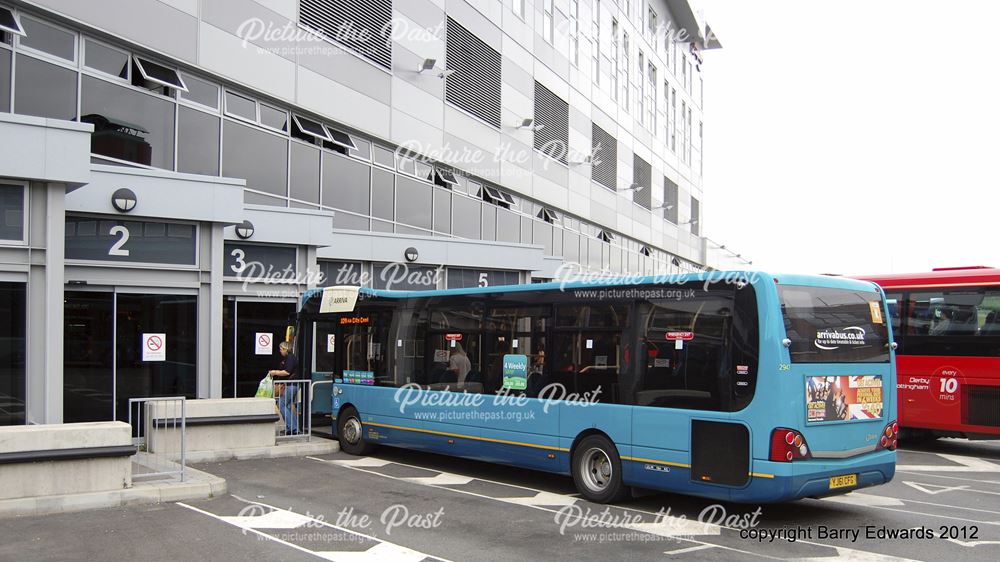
[534,81,569,164]
[591,123,617,191]
[966,385,1000,427]
[445,18,502,128]
[690,196,700,234]
[633,154,652,209]
[664,176,679,223]
[300,0,393,70]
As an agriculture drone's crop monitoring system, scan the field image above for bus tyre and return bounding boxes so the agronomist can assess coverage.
[572,435,629,503]
[337,406,375,456]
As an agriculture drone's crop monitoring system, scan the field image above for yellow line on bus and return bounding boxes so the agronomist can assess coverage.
[364,421,570,452]
[620,456,690,469]
[363,423,776,479]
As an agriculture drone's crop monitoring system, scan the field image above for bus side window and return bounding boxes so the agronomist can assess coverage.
[635,288,733,411]
[551,304,628,403]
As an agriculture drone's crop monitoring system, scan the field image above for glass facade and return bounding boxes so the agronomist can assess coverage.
[0,10,701,278]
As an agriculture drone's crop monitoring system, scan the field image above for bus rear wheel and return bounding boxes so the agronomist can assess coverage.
[572,435,629,503]
[337,406,375,456]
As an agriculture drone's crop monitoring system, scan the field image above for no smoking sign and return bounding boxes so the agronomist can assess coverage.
[142,333,166,362]
[255,332,274,355]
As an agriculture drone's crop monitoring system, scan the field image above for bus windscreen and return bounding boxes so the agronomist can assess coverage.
[779,285,889,363]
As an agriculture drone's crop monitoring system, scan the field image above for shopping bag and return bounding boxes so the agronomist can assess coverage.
[255,374,274,398]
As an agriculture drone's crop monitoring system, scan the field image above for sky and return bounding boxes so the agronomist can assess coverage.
[698,0,1000,275]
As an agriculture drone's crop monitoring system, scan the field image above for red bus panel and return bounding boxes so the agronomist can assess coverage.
[857,267,1000,438]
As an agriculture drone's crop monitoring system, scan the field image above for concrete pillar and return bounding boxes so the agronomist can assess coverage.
[26,182,66,424]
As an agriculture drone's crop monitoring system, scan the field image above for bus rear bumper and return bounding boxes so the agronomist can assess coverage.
[742,451,896,503]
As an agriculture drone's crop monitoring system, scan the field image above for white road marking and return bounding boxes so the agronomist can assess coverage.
[946,538,1000,548]
[664,543,715,556]
[896,454,1000,473]
[315,541,429,562]
[799,547,920,562]
[901,482,970,495]
[178,497,450,562]
[503,491,580,507]
[402,473,476,486]
[625,519,721,538]
[820,492,906,507]
[320,457,395,468]
[311,456,920,561]
[895,471,1000,486]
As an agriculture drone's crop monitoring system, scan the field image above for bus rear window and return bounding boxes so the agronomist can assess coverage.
[779,285,889,363]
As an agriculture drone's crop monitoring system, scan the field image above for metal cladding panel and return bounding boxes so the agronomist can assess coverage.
[591,123,616,191]
[445,17,502,129]
[533,81,569,165]
[633,153,652,209]
[300,0,393,69]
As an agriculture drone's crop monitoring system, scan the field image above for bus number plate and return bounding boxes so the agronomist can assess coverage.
[829,474,857,489]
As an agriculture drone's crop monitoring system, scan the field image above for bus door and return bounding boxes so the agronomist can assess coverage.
[310,317,339,414]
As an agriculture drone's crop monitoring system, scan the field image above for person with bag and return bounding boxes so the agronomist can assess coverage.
[268,341,299,434]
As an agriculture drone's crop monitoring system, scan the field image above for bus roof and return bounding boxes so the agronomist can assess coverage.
[300,270,881,309]
[856,267,1000,290]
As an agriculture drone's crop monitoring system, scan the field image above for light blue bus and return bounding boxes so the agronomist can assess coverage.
[296,271,897,503]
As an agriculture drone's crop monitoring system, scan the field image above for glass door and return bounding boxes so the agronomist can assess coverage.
[0,283,27,425]
[64,291,114,423]
[224,299,296,397]
[114,293,198,421]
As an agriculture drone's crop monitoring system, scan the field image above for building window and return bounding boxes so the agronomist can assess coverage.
[591,123,617,191]
[80,75,175,168]
[670,87,677,152]
[647,5,657,41]
[322,152,371,227]
[83,38,129,79]
[534,81,569,165]
[513,0,524,19]
[543,0,554,43]
[396,176,433,233]
[569,0,580,66]
[637,51,644,124]
[445,18,502,128]
[18,15,76,62]
[686,105,693,164]
[592,0,600,85]
[610,19,618,100]
[13,54,76,120]
[0,46,8,112]
[299,0,393,69]
[222,119,289,199]
[647,62,656,130]
[131,56,187,94]
[621,32,629,111]
[225,90,257,122]
[178,72,219,110]
[680,100,687,163]
[177,106,220,176]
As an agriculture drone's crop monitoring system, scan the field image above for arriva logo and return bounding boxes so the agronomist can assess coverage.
[814,326,866,351]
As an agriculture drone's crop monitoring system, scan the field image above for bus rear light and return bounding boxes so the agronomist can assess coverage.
[770,428,812,462]
[876,420,898,451]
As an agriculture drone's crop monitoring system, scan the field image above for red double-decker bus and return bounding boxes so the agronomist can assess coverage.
[857,267,1000,440]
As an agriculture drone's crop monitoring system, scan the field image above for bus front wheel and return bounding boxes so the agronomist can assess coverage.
[572,435,629,503]
[337,406,375,456]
